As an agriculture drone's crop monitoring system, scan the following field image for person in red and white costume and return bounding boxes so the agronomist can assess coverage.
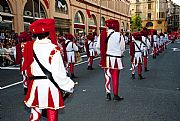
[96,19,125,101]
[15,31,32,95]
[159,32,165,52]
[85,34,95,70]
[22,19,74,121]
[64,33,79,78]
[130,32,145,80]
[141,28,151,72]
[152,30,158,58]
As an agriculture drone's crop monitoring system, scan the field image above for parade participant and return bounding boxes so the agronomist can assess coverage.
[96,19,125,101]
[93,32,98,57]
[164,32,168,49]
[64,33,79,78]
[159,32,164,52]
[141,28,150,72]
[22,19,74,121]
[85,34,95,70]
[15,31,32,94]
[152,30,158,58]
[130,32,145,79]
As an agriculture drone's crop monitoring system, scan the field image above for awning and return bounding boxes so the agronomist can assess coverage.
[74,23,85,29]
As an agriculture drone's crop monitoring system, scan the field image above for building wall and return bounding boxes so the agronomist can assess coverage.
[130,0,167,33]
[1,0,130,35]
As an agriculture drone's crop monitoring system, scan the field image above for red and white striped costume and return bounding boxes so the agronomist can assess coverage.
[22,19,74,121]
[24,38,74,109]
[96,28,125,96]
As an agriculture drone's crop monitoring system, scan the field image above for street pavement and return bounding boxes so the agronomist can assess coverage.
[0,40,180,121]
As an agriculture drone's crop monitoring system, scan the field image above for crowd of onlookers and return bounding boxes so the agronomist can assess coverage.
[0,30,18,67]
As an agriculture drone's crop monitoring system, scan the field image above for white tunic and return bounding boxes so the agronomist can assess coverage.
[65,39,79,63]
[24,38,74,109]
[96,29,125,70]
[132,36,143,64]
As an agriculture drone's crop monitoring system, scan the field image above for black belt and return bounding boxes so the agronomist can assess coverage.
[28,76,48,80]
[135,51,141,52]
[106,54,123,58]
[67,50,74,52]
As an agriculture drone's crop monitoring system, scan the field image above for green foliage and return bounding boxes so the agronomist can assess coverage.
[130,15,142,32]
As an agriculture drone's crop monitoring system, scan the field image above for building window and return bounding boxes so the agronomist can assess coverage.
[148,13,151,20]
[55,0,68,14]
[148,4,151,10]
[159,12,165,18]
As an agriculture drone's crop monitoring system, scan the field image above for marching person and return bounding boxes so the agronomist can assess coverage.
[85,34,95,70]
[152,30,158,59]
[159,32,164,53]
[141,28,150,72]
[96,19,125,101]
[15,31,32,94]
[22,19,74,121]
[130,32,145,80]
[64,33,79,78]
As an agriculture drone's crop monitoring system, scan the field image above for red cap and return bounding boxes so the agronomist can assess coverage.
[29,19,57,45]
[65,33,74,41]
[132,32,141,41]
[141,30,148,37]
[105,19,119,32]
[18,31,32,43]
[87,34,94,41]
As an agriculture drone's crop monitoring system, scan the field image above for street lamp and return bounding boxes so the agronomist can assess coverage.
[99,0,102,33]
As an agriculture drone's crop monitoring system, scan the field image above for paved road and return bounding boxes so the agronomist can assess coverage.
[0,40,180,121]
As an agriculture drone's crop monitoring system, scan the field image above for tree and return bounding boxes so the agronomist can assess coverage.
[130,15,142,32]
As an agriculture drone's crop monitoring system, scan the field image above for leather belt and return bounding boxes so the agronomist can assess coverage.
[28,76,48,80]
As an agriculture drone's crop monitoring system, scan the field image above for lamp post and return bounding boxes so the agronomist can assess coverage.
[99,0,102,33]
[31,0,35,21]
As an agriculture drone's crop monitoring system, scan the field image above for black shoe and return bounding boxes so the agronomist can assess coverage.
[87,66,91,70]
[131,74,135,79]
[138,74,145,80]
[144,68,149,72]
[71,74,77,78]
[24,88,28,95]
[113,95,124,101]
[106,93,111,101]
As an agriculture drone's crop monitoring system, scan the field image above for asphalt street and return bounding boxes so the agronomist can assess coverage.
[0,40,180,121]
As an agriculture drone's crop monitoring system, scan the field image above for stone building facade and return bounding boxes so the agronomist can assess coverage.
[130,0,167,33]
[0,0,130,35]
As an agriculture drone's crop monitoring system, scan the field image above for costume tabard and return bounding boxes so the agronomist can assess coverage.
[65,33,78,78]
[152,30,158,58]
[96,19,125,101]
[85,34,95,70]
[22,19,74,121]
[130,32,145,79]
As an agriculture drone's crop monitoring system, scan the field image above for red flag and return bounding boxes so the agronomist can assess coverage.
[43,0,49,9]
[86,9,91,18]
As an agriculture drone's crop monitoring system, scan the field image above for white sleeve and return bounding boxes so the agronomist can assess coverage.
[96,35,100,54]
[73,43,79,51]
[120,35,126,53]
[51,51,74,93]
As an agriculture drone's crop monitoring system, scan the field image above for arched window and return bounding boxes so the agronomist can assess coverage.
[0,0,13,31]
[55,0,68,14]
[24,0,47,30]
[127,23,129,31]
[121,22,125,31]
[74,11,85,24]
[88,14,97,26]
[24,0,47,19]
[101,16,105,27]
[146,22,153,27]
[74,11,85,35]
